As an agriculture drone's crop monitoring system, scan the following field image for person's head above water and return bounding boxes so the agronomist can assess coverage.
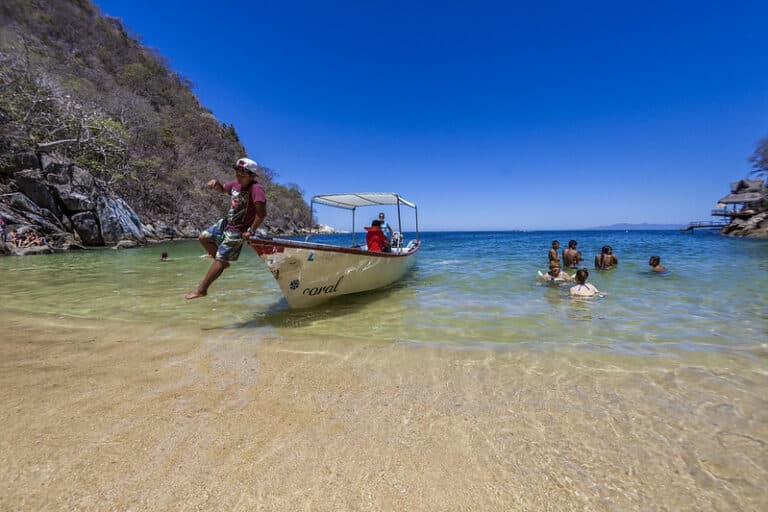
[601,245,613,255]
[568,240,578,249]
[548,261,562,276]
[649,255,661,267]
[161,252,168,261]
[575,268,589,284]
[552,240,560,249]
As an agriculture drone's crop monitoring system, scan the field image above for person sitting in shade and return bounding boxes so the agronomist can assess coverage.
[648,255,667,273]
[570,268,600,297]
[595,245,618,270]
[538,262,574,283]
[377,212,394,241]
[365,220,391,253]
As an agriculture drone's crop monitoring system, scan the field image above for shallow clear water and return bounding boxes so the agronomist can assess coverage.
[1,230,767,357]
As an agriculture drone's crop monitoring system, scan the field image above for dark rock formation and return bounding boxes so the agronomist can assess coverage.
[721,212,768,239]
[0,152,146,254]
[70,212,103,246]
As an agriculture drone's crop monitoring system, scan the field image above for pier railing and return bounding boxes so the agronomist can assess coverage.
[681,220,730,232]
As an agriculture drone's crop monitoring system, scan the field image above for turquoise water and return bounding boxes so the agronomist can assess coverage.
[1,230,767,356]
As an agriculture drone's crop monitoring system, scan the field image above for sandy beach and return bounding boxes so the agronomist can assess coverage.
[1,311,766,511]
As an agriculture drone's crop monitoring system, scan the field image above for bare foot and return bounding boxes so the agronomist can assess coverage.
[184,290,207,300]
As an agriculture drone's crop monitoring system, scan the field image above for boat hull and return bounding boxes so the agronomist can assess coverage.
[249,238,420,308]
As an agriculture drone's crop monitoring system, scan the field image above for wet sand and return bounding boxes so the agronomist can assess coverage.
[1,311,766,511]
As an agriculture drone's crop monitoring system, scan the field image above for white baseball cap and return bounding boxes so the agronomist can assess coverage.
[233,157,259,174]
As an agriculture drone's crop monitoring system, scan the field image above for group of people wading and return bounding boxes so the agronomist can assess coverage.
[540,239,668,297]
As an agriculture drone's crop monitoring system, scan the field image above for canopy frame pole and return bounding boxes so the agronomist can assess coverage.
[396,195,403,247]
[352,207,356,246]
[306,199,315,241]
[415,206,419,241]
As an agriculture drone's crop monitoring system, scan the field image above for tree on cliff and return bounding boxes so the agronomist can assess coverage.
[0,0,311,232]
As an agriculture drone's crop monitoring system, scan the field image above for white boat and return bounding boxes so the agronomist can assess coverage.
[249,192,421,308]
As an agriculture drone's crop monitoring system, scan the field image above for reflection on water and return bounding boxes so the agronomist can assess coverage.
[1,231,767,358]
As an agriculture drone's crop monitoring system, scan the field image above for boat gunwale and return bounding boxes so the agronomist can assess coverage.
[248,237,421,258]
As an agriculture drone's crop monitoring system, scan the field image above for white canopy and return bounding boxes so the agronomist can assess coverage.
[312,193,416,210]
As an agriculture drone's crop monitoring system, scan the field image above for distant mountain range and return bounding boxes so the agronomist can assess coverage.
[588,223,683,230]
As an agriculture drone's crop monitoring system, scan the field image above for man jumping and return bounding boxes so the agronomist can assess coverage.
[185,157,267,299]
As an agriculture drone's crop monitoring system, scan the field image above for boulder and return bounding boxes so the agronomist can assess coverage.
[52,184,95,213]
[96,196,145,244]
[71,211,104,246]
[4,193,65,232]
[14,169,62,218]
[70,166,96,190]
[45,172,70,185]
[154,222,178,239]
[13,245,54,256]
[60,214,73,232]
[39,153,69,173]
[141,223,157,238]
[7,192,44,215]
[0,152,39,176]
[177,222,199,238]
[46,232,82,251]
[0,241,12,255]
[113,239,139,250]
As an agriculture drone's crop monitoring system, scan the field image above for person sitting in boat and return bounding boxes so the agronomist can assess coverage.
[570,268,600,297]
[562,240,582,268]
[365,220,391,253]
[377,212,394,241]
[594,245,618,270]
[538,262,574,283]
[185,157,267,299]
[648,255,667,273]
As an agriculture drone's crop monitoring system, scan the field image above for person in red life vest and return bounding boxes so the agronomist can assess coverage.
[365,220,391,253]
[185,157,267,299]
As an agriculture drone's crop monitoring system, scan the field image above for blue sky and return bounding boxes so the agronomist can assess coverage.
[95,0,768,230]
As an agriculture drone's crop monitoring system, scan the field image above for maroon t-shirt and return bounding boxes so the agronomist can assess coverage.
[223,180,267,233]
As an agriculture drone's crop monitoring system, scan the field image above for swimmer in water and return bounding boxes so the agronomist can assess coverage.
[562,239,582,268]
[648,255,667,272]
[539,262,574,283]
[548,240,561,267]
[594,245,618,270]
[570,268,600,297]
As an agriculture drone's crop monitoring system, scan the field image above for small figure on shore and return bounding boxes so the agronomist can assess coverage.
[185,158,267,299]
[595,245,618,270]
[562,240,582,268]
[570,268,600,297]
[539,262,574,284]
[365,220,391,253]
[376,212,394,242]
[0,218,6,243]
[548,240,560,266]
[648,255,667,273]
[161,252,169,262]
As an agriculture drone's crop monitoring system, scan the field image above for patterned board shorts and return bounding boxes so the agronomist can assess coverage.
[201,221,244,262]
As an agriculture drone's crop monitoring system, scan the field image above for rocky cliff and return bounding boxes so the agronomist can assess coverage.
[0,0,313,254]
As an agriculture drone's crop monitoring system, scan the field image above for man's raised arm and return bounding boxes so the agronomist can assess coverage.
[207,179,226,194]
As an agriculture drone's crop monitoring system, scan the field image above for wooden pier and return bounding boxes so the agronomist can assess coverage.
[680,220,730,232]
